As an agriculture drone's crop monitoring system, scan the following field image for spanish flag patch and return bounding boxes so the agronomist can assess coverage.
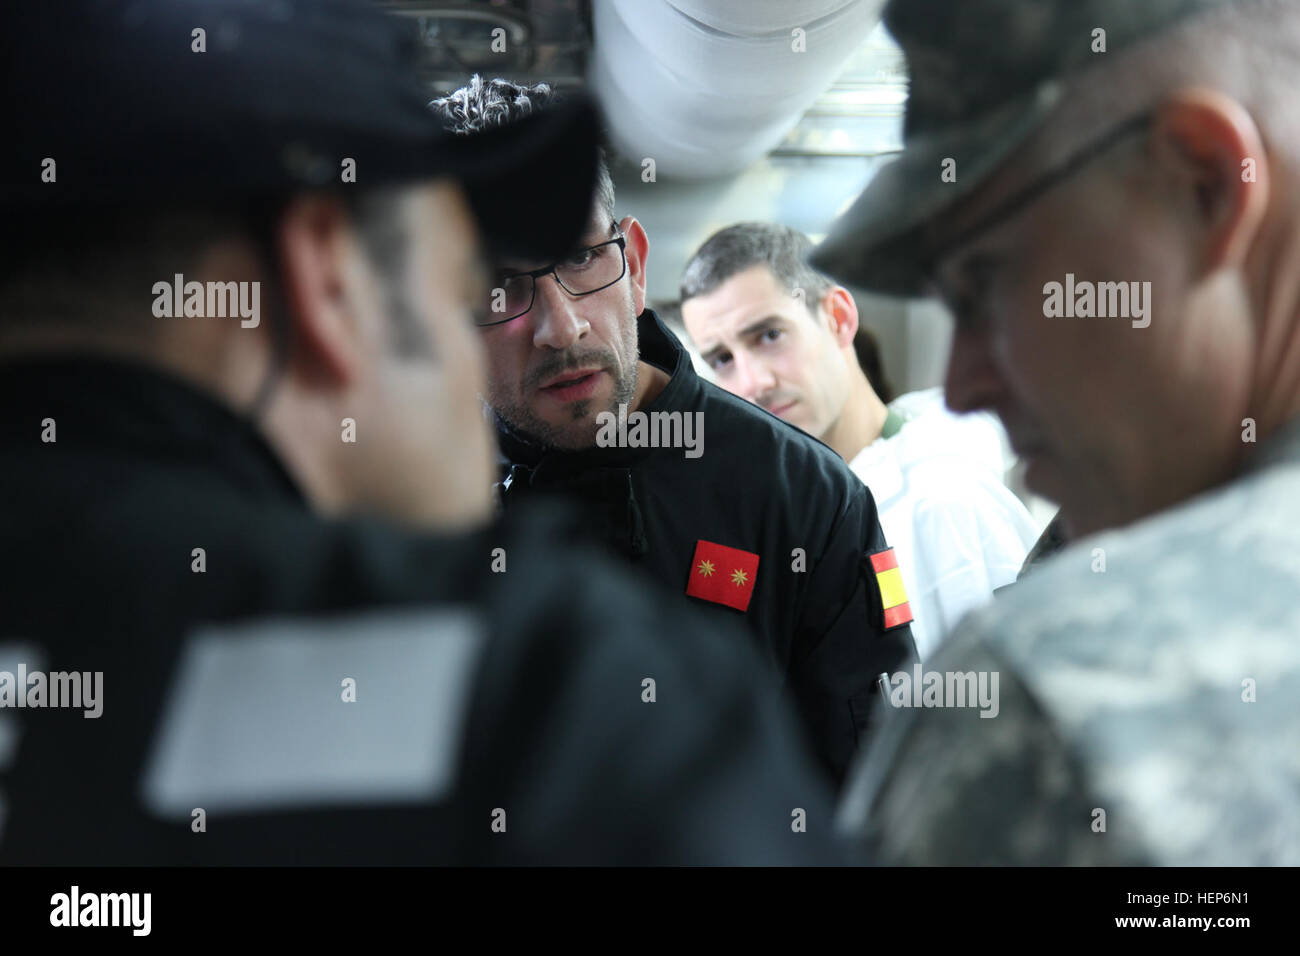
[870,548,913,630]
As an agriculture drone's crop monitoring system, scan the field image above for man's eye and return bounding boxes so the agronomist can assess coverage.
[760,328,783,344]
[564,248,598,269]
[709,353,732,371]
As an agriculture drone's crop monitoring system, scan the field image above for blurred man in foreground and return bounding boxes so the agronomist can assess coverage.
[432,77,916,788]
[827,0,1300,864]
[681,223,1040,658]
[0,0,841,865]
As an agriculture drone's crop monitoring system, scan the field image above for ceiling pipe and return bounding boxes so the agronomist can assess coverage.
[590,0,885,178]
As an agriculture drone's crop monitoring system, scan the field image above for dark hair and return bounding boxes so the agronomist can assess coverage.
[853,325,894,404]
[0,187,429,356]
[680,222,834,310]
[0,200,261,325]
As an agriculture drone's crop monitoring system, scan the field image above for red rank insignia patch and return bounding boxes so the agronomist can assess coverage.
[686,539,760,612]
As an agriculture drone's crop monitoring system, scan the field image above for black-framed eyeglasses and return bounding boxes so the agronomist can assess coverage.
[923,111,1155,281]
[477,233,628,327]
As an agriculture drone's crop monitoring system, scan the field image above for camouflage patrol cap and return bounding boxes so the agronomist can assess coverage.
[810,0,1242,297]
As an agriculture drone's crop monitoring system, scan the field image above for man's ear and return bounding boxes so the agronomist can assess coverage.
[620,215,650,316]
[820,285,860,348]
[275,193,367,387]
[1151,88,1270,274]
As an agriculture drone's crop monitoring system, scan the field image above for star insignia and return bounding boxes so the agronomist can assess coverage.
[686,540,759,612]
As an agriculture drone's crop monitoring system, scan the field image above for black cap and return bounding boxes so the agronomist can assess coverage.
[810,0,1239,296]
[0,0,598,261]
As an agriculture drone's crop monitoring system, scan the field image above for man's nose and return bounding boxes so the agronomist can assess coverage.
[530,274,590,351]
[944,325,1003,415]
[730,352,777,403]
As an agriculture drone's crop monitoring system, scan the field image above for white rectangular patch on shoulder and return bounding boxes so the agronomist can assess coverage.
[141,608,485,819]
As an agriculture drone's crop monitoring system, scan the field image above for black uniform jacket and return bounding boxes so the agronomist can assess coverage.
[496,310,918,785]
[0,356,844,865]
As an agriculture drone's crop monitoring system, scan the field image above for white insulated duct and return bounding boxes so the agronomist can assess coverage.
[590,0,885,178]
[664,0,860,36]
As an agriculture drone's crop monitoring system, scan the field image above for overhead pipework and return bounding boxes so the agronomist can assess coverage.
[590,0,887,178]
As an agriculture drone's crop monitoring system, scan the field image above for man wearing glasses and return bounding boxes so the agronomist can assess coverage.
[0,1,848,866]
[831,0,1300,864]
[432,76,917,789]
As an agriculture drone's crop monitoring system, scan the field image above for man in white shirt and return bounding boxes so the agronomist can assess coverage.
[680,222,1040,658]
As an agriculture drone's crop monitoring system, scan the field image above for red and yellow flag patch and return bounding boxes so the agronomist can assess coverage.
[686,539,760,612]
[870,548,913,630]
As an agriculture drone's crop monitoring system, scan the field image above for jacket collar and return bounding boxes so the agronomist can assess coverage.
[0,353,306,504]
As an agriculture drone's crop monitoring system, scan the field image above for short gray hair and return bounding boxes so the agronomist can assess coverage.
[680,222,834,314]
[429,75,616,224]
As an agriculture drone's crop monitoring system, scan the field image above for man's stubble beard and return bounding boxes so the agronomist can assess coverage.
[490,303,641,451]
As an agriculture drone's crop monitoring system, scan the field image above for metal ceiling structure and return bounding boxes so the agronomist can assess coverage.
[379,0,907,167]
[377,1,590,95]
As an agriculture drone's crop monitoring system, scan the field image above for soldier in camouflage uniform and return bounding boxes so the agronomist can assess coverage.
[818,0,1300,863]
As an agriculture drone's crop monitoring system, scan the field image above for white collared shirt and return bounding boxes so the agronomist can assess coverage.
[849,389,1042,659]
